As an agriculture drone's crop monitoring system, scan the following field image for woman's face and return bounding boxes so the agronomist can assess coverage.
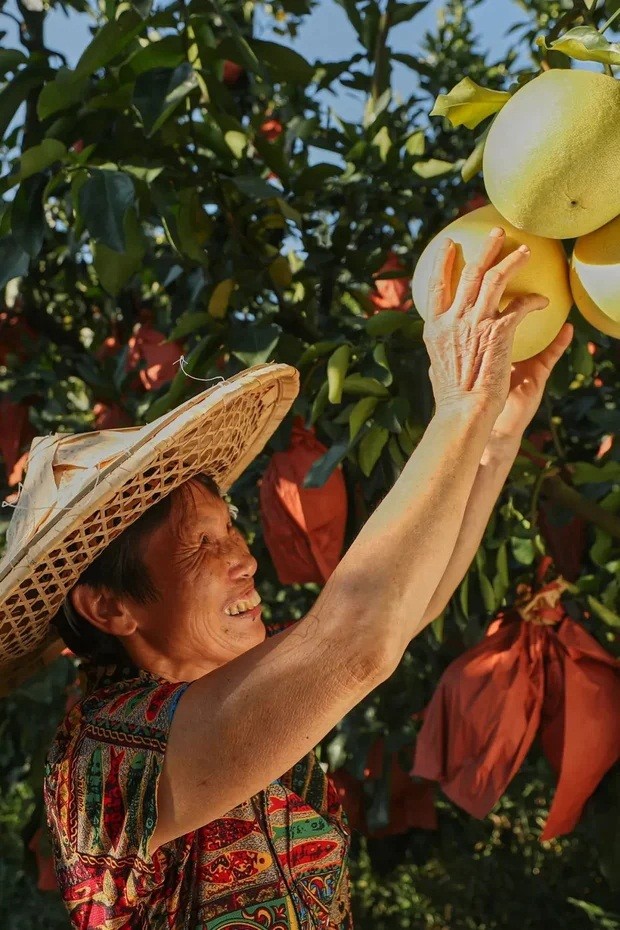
[131,478,265,676]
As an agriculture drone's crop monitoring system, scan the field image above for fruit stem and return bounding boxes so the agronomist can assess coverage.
[600,5,620,33]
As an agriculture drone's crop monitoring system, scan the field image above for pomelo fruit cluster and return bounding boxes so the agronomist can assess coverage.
[413,69,620,358]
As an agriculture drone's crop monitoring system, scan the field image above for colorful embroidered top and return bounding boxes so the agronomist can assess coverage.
[44,662,352,930]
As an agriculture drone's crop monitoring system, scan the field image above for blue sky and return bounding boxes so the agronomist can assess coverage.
[2,0,532,124]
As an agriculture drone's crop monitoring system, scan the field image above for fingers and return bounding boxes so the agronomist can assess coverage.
[501,291,550,329]
[471,243,533,321]
[427,239,455,319]
[530,322,574,370]
[450,225,506,314]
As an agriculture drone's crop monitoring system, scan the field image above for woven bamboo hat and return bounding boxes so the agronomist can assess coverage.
[0,363,299,695]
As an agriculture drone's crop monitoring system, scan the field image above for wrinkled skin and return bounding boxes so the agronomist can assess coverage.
[71,480,264,682]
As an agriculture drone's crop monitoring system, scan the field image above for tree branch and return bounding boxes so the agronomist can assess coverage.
[542,474,620,541]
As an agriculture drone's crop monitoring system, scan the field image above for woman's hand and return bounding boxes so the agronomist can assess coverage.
[423,226,551,421]
[490,322,573,443]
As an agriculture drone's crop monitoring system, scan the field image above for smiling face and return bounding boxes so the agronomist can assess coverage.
[123,478,265,678]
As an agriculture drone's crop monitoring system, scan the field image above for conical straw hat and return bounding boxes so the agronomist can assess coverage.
[0,363,299,695]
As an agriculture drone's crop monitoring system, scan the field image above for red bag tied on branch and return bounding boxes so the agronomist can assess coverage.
[331,739,437,836]
[412,578,620,840]
[369,253,413,314]
[259,419,347,584]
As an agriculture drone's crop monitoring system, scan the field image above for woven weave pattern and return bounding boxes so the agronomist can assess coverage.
[0,393,263,664]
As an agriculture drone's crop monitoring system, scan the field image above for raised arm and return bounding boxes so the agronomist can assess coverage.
[152,227,550,850]
[419,321,573,626]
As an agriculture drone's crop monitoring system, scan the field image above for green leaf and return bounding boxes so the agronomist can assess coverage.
[512,536,535,566]
[358,424,389,476]
[16,139,66,182]
[209,279,236,319]
[93,208,146,295]
[391,1,428,26]
[0,235,30,289]
[413,158,455,179]
[459,572,470,617]
[365,310,414,337]
[342,374,390,398]
[430,77,510,130]
[478,568,497,614]
[572,461,620,484]
[133,64,198,137]
[375,397,409,433]
[229,322,281,366]
[225,130,247,159]
[37,67,88,120]
[0,49,27,77]
[587,595,620,628]
[327,345,351,403]
[372,125,392,162]
[167,188,211,263]
[372,343,393,386]
[250,39,314,83]
[304,438,349,488]
[232,176,282,200]
[169,311,212,341]
[1,66,52,139]
[309,381,329,426]
[215,28,260,74]
[497,541,509,587]
[121,163,165,184]
[78,169,136,251]
[296,163,341,195]
[11,175,47,258]
[540,26,620,65]
[74,9,145,79]
[431,611,445,643]
[388,435,406,470]
[349,397,378,441]
[405,129,425,157]
[123,34,185,76]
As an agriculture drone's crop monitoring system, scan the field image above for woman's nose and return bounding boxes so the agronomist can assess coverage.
[228,540,257,580]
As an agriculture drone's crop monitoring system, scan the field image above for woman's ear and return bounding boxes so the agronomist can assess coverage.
[69,586,138,638]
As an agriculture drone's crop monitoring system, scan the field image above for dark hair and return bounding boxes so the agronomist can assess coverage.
[52,474,220,663]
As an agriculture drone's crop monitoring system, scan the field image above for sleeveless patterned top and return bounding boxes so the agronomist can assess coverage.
[44,662,353,930]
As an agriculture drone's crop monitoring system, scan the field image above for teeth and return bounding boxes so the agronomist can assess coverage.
[224,590,261,616]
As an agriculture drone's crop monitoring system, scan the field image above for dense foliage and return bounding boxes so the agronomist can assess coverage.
[1,0,619,926]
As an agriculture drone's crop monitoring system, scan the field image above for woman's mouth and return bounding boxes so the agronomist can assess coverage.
[224,589,262,618]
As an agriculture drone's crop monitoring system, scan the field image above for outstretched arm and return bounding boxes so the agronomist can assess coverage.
[420,322,573,627]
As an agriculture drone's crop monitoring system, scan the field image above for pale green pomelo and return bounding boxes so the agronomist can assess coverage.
[483,70,620,239]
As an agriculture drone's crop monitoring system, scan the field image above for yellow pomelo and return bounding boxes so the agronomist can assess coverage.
[483,70,620,239]
[570,214,620,327]
[570,270,620,339]
[411,204,572,362]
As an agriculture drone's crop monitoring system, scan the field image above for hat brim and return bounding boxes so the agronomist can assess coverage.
[0,363,298,694]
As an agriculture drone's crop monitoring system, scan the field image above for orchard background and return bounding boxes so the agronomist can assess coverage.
[1,0,620,926]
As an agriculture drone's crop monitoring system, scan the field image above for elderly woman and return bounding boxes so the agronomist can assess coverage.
[0,229,571,929]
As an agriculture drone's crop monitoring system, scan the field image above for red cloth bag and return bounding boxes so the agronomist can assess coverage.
[412,581,620,840]
[260,419,347,584]
[331,739,437,836]
[369,253,413,314]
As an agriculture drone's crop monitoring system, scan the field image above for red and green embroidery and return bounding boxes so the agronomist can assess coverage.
[44,663,352,930]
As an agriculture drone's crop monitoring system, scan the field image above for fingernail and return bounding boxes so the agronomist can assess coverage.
[490,226,504,238]
[518,244,530,254]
